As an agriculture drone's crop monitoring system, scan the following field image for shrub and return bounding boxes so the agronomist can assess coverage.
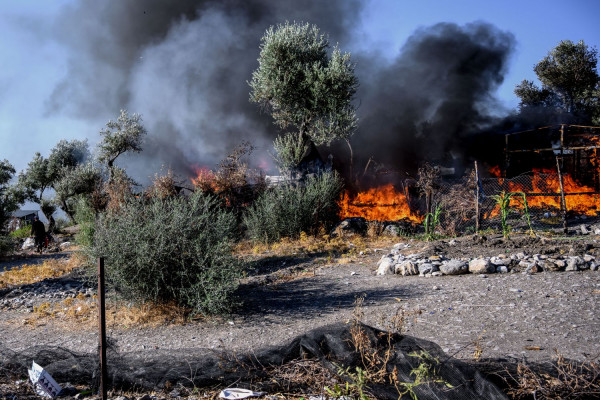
[192,142,267,216]
[74,197,96,250]
[0,235,14,257]
[92,190,240,315]
[244,171,343,243]
[9,225,31,239]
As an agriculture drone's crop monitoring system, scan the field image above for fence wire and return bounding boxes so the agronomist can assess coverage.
[430,171,600,235]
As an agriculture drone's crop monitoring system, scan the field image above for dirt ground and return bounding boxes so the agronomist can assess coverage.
[1,232,600,397]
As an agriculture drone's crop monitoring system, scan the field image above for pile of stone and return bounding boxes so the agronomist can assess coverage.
[377,243,599,277]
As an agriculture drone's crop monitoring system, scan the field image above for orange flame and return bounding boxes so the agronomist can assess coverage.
[191,166,219,191]
[489,165,502,178]
[338,184,423,223]
[489,167,600,216]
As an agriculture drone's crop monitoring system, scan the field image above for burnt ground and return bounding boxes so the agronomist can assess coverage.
[1,232,600,397]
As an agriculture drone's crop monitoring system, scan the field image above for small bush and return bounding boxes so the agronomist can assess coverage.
[0,235,14,257]
[9,225,30,239]
[74,197,96,249]
[92,190,240,315]
[243,171,343,243]
[54,217,72,232]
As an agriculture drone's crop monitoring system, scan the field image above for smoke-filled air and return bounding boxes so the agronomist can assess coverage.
[40,0,519,181]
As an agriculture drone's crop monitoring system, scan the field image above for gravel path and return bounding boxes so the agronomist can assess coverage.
[1,238,599,367]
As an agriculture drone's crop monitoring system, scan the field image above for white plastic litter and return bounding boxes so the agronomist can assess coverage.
[21,237,35,250]
[28,361,62,398]
[218,388,265,399]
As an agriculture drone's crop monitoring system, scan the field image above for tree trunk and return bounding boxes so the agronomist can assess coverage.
[62,199,76,223]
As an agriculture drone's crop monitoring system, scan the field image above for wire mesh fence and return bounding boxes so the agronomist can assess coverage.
[430,169,600,236]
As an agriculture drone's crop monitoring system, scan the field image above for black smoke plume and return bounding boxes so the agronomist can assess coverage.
[348,22,516,179]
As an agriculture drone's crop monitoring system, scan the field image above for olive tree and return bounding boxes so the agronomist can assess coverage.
[249,22,358,170]
[98,109,147,180]
[515,40,600,125]
[53,162,102,222]
[0,160,25,234]
[18,139,90,220]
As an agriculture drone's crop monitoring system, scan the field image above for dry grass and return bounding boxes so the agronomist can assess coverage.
[8,231,402,331]
[22,296,189,329]
[505,352,600,399]
[235,229,399,260]
[0,255,82,289]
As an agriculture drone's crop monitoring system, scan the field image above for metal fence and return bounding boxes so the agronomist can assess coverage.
[429,170,600,235]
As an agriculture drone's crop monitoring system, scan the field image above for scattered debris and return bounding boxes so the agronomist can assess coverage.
[28,361,62,398]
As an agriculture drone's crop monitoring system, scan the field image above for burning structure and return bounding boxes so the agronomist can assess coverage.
[40,1,599,234]
[505,124,600,185]
[336,124,600,233]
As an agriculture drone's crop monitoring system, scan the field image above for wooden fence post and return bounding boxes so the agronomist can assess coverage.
[556,157,568,234]
[474,161,480,233]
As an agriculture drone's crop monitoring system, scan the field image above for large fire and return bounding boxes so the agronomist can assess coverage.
[490,167,600,216]
[338,184,423,223]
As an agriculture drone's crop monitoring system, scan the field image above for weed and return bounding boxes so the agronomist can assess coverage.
[490,191,515,238]
[366,221,385,238]
[472,329,487,362]
[423,204,443,241]
[514,191,536,237]
[505,351,600,399]
[395,351,454,400]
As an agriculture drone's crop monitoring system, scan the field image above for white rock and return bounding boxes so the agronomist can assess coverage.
[376,257,395,275]
[469,258,495,274]
[491,257,511,266]
[396,261,418,276]
[439,260,468,275]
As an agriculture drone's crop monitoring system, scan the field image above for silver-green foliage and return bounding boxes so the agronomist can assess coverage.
[0,160,24,255]
[249,22,358,147]
[98,109,147,173]
[243,171,343,243]
[92,190,240,315]
[272,132,311,172]
[74,197,96,249]
[54,162,102,221]
[0,160,25,234]
[18,139,90,220]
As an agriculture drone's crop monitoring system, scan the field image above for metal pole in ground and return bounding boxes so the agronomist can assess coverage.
[98,257,107,400]
[474,161,480,233]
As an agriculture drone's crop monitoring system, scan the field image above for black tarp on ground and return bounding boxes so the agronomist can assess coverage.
[0,323,508,399]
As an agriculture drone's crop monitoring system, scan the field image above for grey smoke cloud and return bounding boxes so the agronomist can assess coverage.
[46,0,362,181]
[45,1,515,183]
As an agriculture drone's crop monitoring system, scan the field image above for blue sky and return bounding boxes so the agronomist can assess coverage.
[0,0,599,177]
[358,0,600,106]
